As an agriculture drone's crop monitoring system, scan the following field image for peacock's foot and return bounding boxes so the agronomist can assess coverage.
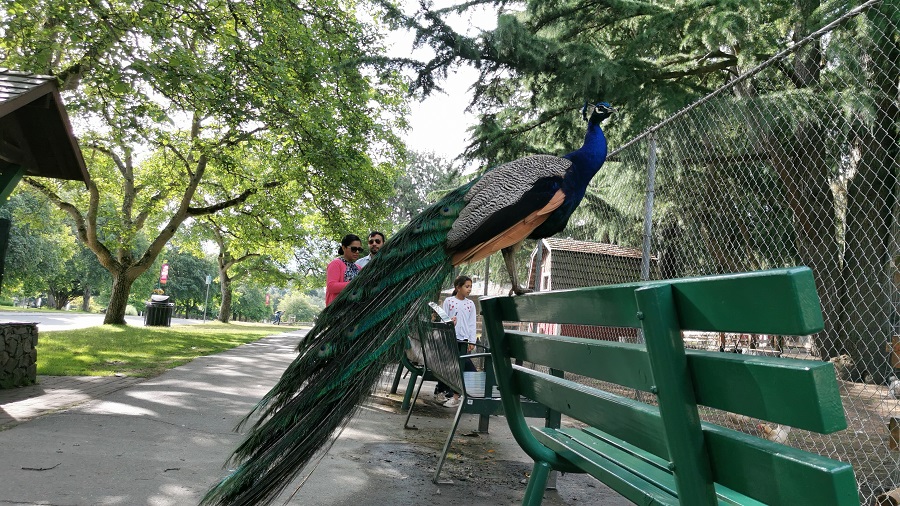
[509,286,534,296]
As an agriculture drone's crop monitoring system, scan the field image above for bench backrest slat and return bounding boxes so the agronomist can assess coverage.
[507,332,655,391]
[687,349,845,432]
[419,321,465,394]
[703,425,858,505]
[514,366,670,458]
[490,267,824,336]
[505,331,845,432]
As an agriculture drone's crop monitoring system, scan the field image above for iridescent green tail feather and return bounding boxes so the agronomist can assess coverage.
[200,182,475,506]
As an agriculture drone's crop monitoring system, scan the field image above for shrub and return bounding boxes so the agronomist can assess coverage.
[125,304,138,316]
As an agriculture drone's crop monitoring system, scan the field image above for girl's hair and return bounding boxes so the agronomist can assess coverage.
[337,234,362,255]
[451,275,472,296]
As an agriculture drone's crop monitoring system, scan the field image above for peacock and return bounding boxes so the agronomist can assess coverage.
[201,101,614,506]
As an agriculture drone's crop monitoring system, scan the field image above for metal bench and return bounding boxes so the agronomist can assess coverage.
[404,318,550,484]
[481,267,859,505]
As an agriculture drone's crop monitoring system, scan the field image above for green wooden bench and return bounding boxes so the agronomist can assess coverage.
[480,267,859,506]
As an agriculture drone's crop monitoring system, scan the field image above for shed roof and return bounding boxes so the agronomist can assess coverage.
[0,69,88,182]
[540,237,648,259]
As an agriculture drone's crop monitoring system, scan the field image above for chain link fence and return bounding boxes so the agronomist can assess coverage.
[522,1,897,502]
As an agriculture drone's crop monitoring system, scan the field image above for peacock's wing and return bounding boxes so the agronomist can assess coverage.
[446,154,571,262]
[450,187,565,265]
[201,181,475,506]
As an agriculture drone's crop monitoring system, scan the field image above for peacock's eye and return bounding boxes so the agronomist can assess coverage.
[317,343,333,357]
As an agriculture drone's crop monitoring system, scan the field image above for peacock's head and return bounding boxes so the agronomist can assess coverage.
[582,102,615,123]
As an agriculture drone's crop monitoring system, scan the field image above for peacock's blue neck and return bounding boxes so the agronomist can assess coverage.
[563,121,608,191]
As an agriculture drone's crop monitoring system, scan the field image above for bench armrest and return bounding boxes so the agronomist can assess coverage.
[461,352,492,360]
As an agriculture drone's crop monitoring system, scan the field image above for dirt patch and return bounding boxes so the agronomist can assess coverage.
[365,391,629,505]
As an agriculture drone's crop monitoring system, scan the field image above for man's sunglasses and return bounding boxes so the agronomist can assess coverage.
[368,239,382,245]
[350,246,364,253]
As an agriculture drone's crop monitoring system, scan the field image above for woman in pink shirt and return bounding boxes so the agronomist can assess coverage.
[325,234,363,305]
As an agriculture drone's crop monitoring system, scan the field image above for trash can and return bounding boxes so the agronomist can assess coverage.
[144,294,175,327]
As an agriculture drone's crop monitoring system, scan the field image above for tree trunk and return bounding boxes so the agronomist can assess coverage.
[844,3,899,383]
[787,123,846,362]
[750,111,844,361]
[844,150,894,382]
[104,271,135,324]
[82,285,91,312]
[736,3,845,362]
[218,273,232,323]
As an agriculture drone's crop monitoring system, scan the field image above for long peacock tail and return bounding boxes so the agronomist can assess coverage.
[200,180,476,506]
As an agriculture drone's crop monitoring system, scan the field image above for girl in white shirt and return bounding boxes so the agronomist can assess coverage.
[441,275,477,408]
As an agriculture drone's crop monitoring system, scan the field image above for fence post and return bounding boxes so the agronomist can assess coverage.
[641,133,657,283]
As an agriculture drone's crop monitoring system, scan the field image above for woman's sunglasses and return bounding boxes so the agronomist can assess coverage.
[349,246,364,253]
[368,239,382,245]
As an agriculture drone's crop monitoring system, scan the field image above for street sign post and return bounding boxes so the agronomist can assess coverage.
[203,275,211,322]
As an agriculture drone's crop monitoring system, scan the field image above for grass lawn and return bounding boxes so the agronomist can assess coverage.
[37,322,304,377]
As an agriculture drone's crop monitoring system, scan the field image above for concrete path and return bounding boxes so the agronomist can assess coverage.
[0,331,627,506]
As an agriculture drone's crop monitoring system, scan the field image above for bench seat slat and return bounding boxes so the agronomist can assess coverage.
[533,428,680,506]
[506,332,846,433]
[536,427,766,506]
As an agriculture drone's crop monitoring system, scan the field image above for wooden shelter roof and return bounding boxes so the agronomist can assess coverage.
[0,69,88,182]
[540,237,647,259]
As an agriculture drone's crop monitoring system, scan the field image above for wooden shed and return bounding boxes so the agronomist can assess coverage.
[526,238,657,341]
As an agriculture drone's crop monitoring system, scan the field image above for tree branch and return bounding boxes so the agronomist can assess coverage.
[186,181,281,217]
[24,177,118,271]
[87,142,128,177]
[656,56,737,80]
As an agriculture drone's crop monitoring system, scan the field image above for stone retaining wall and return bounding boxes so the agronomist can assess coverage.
[0,323,38,388]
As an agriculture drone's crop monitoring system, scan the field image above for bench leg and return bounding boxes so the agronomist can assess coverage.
[433,395,466,484]
[478,413,490,433]
[390,362,404,394]
[404,373,426,430]
[545,470,558,490]
[522,461,551,506]
[400,370,420,412]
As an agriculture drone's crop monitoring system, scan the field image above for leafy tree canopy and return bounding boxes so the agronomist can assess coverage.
[1,0,408,323]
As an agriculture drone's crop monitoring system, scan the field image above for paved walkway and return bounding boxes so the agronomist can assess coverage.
[0,330,626,506]
[0,375,144,429]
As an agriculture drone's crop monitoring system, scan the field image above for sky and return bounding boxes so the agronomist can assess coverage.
[384,3,499,161]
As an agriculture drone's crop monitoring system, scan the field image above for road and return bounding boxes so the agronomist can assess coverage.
[0,311,203,331]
